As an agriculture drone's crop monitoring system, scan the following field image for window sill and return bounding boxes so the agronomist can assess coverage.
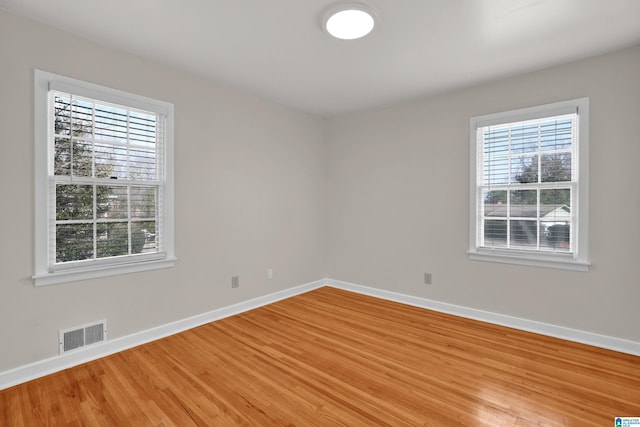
[468,249,590,272]
[33,257,177,287]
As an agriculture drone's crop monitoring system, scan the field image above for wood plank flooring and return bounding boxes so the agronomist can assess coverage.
[1,286,639,426]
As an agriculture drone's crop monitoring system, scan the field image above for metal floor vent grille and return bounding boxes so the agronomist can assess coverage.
[59,320,107,354]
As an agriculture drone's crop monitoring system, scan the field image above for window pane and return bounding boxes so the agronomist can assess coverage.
[94,142,127,179]
[132,221,156,253]
[54,95,72,136]
[54,138,71,176]
[542,222,570,252]
[97,186,128,219]
[511,155,538,184]
[56,223,94,262]
[484,157,509,185]
[510,220,538,249]
[72,140,93,177]
[484,128,510,156]
[541,189,571,211]
[484,219,507,248]
[129,146,157,180]
[540,189,571,252]
[131,186,156,219]
[510,123,539,154]
[72,99,94,137]
[95,104,128,142]
[96,222,129,258]
[56,185,93,220]
[129,111,157,144]
[483,190,507,215]
[541,153,572,182]
[509,190,537,216]
[540,118,573,151]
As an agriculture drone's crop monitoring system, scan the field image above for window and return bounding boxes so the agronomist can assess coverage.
[34,70,175,286]
[469,98,589,271]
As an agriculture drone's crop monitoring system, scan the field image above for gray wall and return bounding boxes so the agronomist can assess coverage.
[327,44,640,342]
[0,10,327,372]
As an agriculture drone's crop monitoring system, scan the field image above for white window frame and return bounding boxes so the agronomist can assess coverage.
[34,70,176,286]
[468,98,590,271]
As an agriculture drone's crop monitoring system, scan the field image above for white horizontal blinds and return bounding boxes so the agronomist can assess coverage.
[50,90,164,270]
[477,113,577,254]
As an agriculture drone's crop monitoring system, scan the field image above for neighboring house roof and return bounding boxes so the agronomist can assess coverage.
[484,204,570,220]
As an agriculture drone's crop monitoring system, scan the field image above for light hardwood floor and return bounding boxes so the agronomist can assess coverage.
[1,286,639,426]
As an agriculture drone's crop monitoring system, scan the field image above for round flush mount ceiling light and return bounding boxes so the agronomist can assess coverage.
[323,3,378,40]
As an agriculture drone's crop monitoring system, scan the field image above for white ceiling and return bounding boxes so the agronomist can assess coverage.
[2,0,640,117]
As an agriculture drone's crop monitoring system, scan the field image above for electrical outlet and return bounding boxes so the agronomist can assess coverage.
[267,268,274,280]
[424,272,432,285]
[231,275,239,288]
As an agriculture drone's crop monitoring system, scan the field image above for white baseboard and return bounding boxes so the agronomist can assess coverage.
[3,277,638,391]
[326,278,640,357]
[0,279,325,391]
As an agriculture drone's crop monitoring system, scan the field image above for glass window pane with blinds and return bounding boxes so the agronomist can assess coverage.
[476,113,577,254]
[49,91,165,270]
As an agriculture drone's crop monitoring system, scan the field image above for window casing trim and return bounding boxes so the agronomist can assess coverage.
[468,98,590,271]
[34,69,175,286]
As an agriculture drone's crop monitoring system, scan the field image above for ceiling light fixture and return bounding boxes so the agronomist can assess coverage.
[324,3,378,40]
